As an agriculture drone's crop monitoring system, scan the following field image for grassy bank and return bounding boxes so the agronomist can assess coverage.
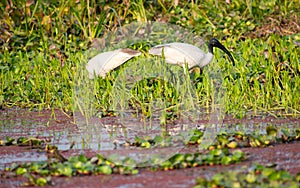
[0,0,299,117]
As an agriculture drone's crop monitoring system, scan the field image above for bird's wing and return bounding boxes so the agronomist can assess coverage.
[149,43,205,68]
[86,48,141,79]
[149,43,195,65]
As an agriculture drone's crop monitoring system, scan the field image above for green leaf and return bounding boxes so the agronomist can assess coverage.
[96,165,112,175]
[131,169,139,175]
[73,161,83,169]
[5,136,15,145]
[266,126,277,137]
[262,168,275,178]
[141,141,151,148]
[36,177,48,186]
[232,150,245,161]
[245,173,256,183]
[16,167,27,175]
[209,149,223,157]
[171,154,185,163]
[57,165,73,177]
[17,137,27,144]
[221,156,232,165]
[78,154,87,162]
[29,163,40,173]
[153,135,163,144]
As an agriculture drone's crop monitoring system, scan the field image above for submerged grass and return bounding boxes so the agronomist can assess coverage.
[0,0,299,118]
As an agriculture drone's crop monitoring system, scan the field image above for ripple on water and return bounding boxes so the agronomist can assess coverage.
[0,109,299,168]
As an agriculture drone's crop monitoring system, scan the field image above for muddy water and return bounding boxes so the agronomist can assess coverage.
[0,108,300,187]
[0,109,76,169]
[1,108,299,166]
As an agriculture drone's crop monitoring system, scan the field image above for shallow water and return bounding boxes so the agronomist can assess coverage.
[0,108,299,169]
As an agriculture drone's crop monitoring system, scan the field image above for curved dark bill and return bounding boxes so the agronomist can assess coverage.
[209,38,235,65]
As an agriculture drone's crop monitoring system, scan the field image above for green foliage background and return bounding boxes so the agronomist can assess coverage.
[0,0,299,117]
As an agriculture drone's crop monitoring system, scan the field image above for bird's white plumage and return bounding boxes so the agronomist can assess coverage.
[149,42,213,69]
[86,48,141,79]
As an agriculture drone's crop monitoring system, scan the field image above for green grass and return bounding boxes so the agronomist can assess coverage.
[222,36,300,117]
[0,0,299,118]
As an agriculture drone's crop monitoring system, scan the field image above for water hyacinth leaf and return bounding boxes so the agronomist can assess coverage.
[96,154,106,165]
[25,174,51,187]
[245,173,257,183]
[279,171,294,180]
[73,161,83,169]
[68,156,78,163]
[153,135,163,144]
[40,161,51,169]
[262,167,275,178]
[296,174,300,182]
[194,177,207,187]
[16,167,27,175]
[189,131,203,144]
[170,154,185,164]
[209,149,223,157]
[5,136,15,145]
[221,156,232,165]
[122,157,136,167]
[78,154,88,163]
[141,141,151,148]
[57,164,73,177]
[31,139,43,146]
[195,164,300,187]
[40,169,50,176]
[117,166,137,175]
[29,163,40,173]
[17,137,27,144]
[134,136,143,145]
[235,132,245,139]
[107,154,122,166]
[217,135,229,146]
[96,165,112,175]
[227,141,238,149]
[160,160,172,170]
[185,154,194,162]
[131,169,139,175]
[77,162,93,175]
[263,139,270,145]
[266,126,277,137]
[232,150,245,161]
[211,173,224,184]
[36,177,49,186]
[268,171,282,181]
[193,129,204,136]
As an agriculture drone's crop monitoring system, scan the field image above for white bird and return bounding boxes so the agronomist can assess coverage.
[86,48,141,79]
[149,38,234,71]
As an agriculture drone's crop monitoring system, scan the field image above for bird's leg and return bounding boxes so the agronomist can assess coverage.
[189,67,201,74]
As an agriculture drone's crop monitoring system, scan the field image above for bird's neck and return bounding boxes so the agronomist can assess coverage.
[208,43,214,54]
[199,53,213,68]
